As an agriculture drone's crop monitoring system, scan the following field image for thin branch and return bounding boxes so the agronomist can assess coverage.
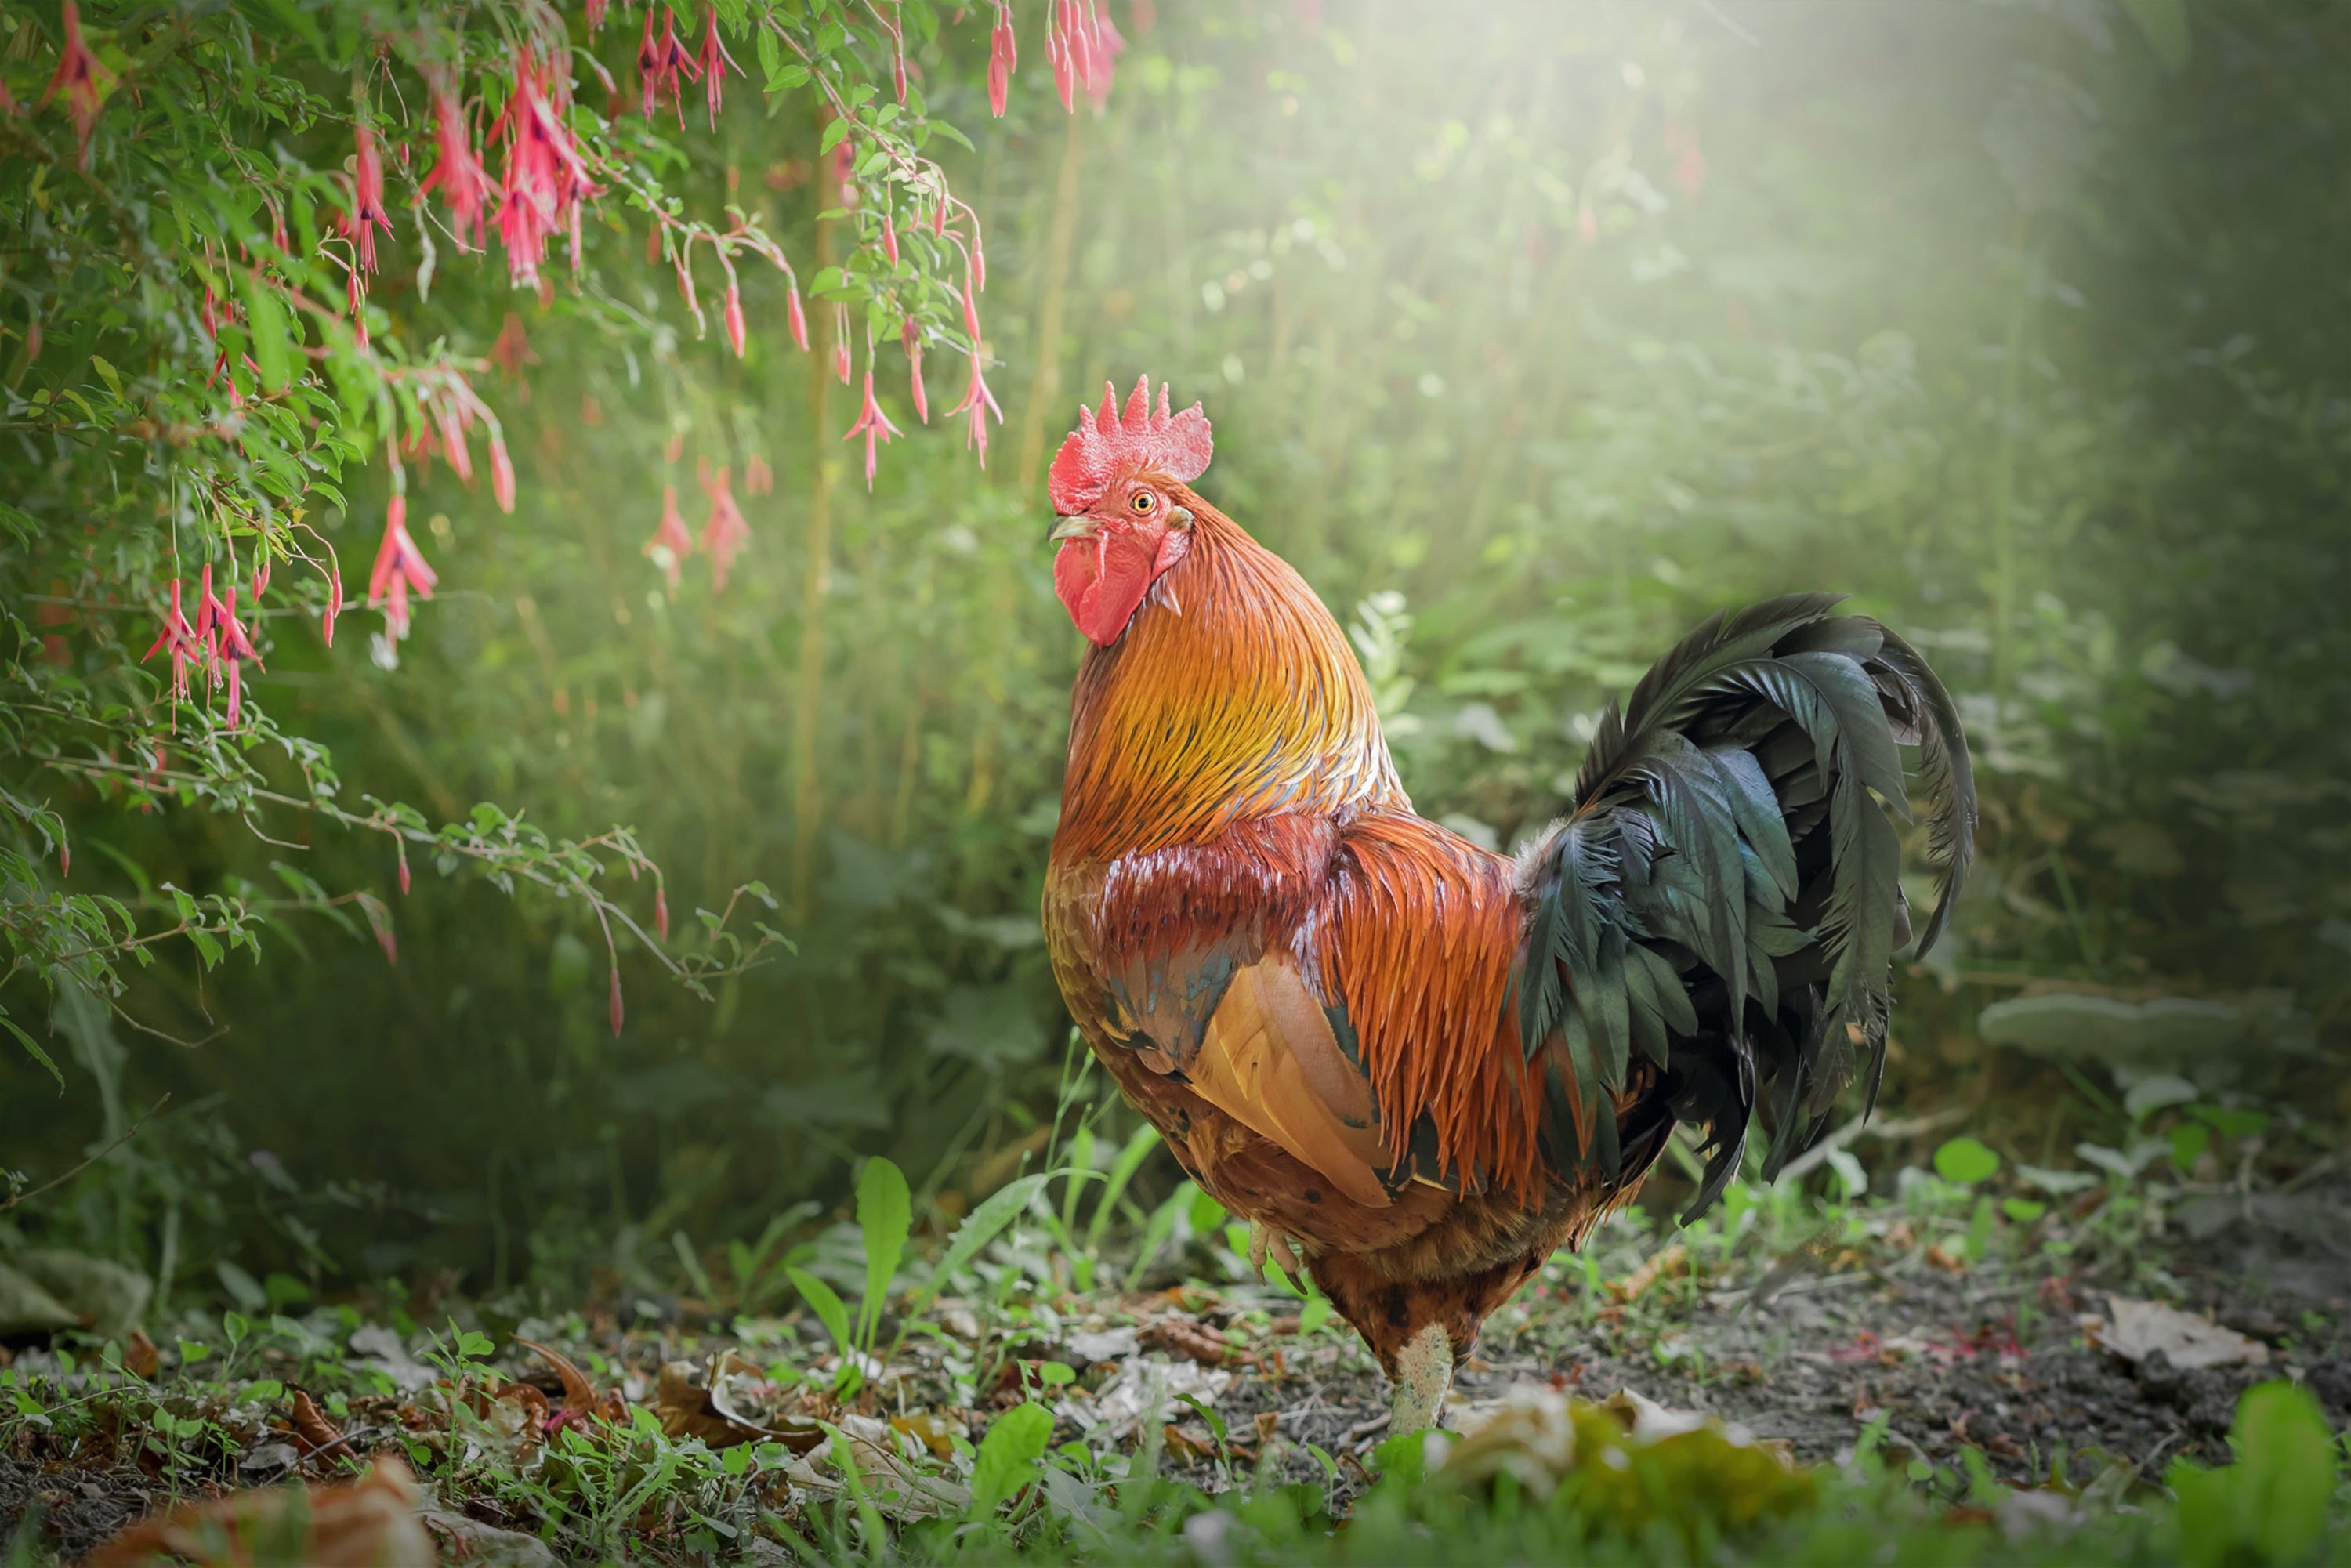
[1,1095,171,1214]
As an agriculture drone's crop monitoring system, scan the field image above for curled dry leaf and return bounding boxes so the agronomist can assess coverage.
[124,1327,159,1378]
[289,1389,353,1464]
[654,1357,823,1452]
[93,1455,433,1568]
[514,1337,630,1434]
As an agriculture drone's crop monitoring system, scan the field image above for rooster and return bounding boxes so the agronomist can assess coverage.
[1041,378,1973,1432]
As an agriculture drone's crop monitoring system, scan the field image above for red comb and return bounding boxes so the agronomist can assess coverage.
[1047,375,1213,514]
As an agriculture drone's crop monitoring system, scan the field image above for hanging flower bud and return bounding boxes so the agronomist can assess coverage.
[489,429,516,512]
[397,841,411,896]
[833,303,852,384]
[947,349,1003,468]
[744,453,773,495]
[367,495,438,642]
[654,886,670,941]
[882,212,900,267]
[723,278,747,357]
[609,969,625,1036]
[987,2,1016,119]
[786,284,809,351]
[322,563,343,647]
[142,578,200,703]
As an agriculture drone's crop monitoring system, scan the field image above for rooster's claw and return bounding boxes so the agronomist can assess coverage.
[1247,1220,1306,1287]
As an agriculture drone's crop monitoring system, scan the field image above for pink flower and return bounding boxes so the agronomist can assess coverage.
[842,364,904,489]
[987,4,1016,118]
[645,483,694,591]
[947,350,1002,468]
[744,453,773,496]
[212,583,263,730]
[654,886,670,941]
[142,578,200,703]
[367,495,439,642]
[586,0,608,33]
[38,2,114,168]
[344,123,395,274]
[491,311,537,383]
[697,9,740,126]
[881,212,900,267]
[492,51,600,289]
[833,304,852,384]
[323,564,343,647]
[421,83,494,251]
[696,461,751,591]
[786,285,809,351]
[723,279,746,357]
[637,7,701,127]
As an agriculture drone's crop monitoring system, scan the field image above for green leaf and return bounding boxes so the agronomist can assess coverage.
[2170,1121,2212,1171]
[1,1016,63,1090]
[2001,1197,2047,1222]
[855,1156,911,1349]
[969,1401,1053,1514]
[1299,1296,1332,1334]
[1932,1135,2000,1186]
[238,270,292,393]
[786,1266,853,1357]
[820,116,852,154]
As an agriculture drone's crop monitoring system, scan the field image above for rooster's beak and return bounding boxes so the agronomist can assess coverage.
[1049,515,1097,544]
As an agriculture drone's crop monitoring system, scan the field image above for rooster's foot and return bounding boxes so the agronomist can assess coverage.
[1388,1321,1454,1434]
[1246,1221,1306,1287]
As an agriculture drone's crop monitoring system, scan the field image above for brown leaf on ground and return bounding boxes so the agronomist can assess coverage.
[654,1359,824,1452]
[1606,1243,1690,1303]
[92,1455,433,1567]
[1923,1244,1969,1273]
[514,1337,629,1435]
[288,1389,353,1465]
[2081,1295,2270,1369]
[124,1330,158,1379]
[1143,1319,1260,1371]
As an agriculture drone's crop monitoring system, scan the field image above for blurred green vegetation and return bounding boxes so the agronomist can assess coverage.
[5,0,2346,1313]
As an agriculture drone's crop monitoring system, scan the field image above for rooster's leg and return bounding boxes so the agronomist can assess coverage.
[1389,1321,1454,1434]
[1245,1220,1305,1287]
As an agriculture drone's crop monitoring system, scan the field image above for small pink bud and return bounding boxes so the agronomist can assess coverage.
[787,286,809,352]
[882,213,900,267]
[654,886,670,941]
[323,565,342,646]
[609,969,625,1036]
[723,281,747,357]
[490,431,516,512]
[59,842,69,878]
[398,843,411,896]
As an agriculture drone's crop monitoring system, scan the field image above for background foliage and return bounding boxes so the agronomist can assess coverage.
[3,0,2345,1316]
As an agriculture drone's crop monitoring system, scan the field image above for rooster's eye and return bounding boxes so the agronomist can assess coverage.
[1131,492,1155,514]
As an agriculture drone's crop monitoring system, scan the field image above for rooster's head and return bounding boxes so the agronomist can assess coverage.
[1047,376,1213,647]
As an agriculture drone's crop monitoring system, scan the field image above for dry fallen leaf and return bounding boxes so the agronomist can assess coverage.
[2081,1295,2269,1370]
[92,1455,433,1567]
[515,1337,630,1434]
[1923,1244,1969,1274]
[288,1389,353,1465]
[1142,1319,1259,1370]
[124,1329,159,1379]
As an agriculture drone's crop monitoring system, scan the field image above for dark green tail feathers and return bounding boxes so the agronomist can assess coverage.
[1512,594,1976,1222]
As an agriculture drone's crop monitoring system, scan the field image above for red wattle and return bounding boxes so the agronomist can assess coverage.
[1055,531,1154,647]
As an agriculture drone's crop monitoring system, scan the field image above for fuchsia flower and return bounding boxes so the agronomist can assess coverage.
[833,304,852,384]
[744,454,773,496]
[492,51,600,289]
[696,9,740,127]
[38,2,114,168]
[585,0,609,34]
[786,285,809,352]
[491,311,537,385]
[422,82,496,251]
[696,461,751,592]
[645,483,694,592]
[842,361,904,490]
[344,123,395,274]
[323,564,343,647]
[142,578,201,703]
[368,496,439,642]
[212,585,263,733]
[987,3,1016,118]
[638,7,701,127]
[1045,0,1123,113]
[947,349,1002,468]
[881,212,900,267]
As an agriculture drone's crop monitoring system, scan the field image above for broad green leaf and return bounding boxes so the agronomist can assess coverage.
[237,270,292,393]
[969,1401,1053,1514]
[1931,1136,2000,1186]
